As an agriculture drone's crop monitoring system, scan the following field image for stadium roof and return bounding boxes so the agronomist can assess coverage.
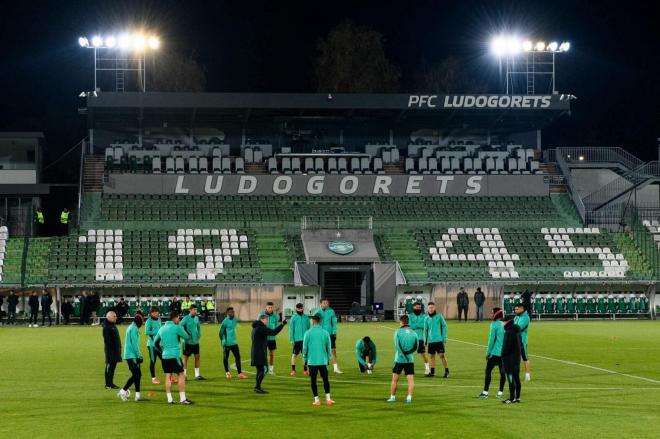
[85,92,571,135]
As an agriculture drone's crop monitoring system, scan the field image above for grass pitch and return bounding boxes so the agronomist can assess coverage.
[1,320,659,438]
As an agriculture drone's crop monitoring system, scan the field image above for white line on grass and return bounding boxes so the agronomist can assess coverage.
[377,325,660,385]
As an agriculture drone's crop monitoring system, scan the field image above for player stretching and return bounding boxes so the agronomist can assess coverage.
[409,301,430,375]
[220,307,247,379]
[355,336,377,374]
[387,315,418,404]
[289,303,310,376]
[514,303,531,381]
[154,311,193,405]
[315,298,342,374]
[181,304,206,380]
[118,315,144,402]
[477,308,505,399]
[303,315,334,406]
[423,302,449,378]
[145,306,162,384]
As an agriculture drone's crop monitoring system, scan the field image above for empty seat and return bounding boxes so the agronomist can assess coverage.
[198,157,209,173]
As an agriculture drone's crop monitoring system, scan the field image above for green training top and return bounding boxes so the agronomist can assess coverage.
[220,316,238,347]
[259,311,280,341]
[289,312,310,343]
[154,321,189,359]
[486,320,504,357]
[123,322,142,360]
[513,311,530,344]
[314,307,338,335]
[355,338,378,366]
[393,326,419,364]
[302,325,332,366]
[180,314,201,345]
[423,312,448,343]
[145,317,161,348]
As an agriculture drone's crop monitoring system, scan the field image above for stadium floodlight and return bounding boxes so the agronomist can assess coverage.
[522,40,533,52]
[148,36,160,50]
[548,41,559,52]
[132,34,146,51]
[535,41,546,51]
[506,37,521,55]
[559,42,570,52]
[118,34,131,50]
[105,36,116,48]
[491,37,507,56]
[78,37,89,47]
[92,36,103,47]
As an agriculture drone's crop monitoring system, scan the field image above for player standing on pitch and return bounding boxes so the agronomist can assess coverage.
[423,302,449,378]
[251,313,287,394]
[355,336,377,374]
[289,303,310,376]
[409,301,430,375]
[154,311,193,405]
[303,315,334,406]
[118,314,144,402]
[513,303,531,381]
[314,298,342,374]
[387,315,418,404]
[259,302,280,375]
[181,304,206,380]
[220,307,248,379]
[501,317,523,404]
[477,308,506,399]
[102,310,121,389]
[145,306,162,384]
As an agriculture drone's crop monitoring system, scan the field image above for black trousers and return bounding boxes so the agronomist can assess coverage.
[223,345,242,373]
[63,313,71,324]
[309,365,330,397]
[148,347,162,378]
[484,355,506,392]
[8,309,16,324]
[458,306,468,321]
[41,310,52,326]
[202,310,210,322]
[123,359,142,392]
[105,360,118,386]
[30,311,39,324]
[503,358,521,400]
[255,364,267,389]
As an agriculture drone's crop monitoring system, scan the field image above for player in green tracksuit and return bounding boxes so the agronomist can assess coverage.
[387,314,419,404]
[314,298,342,373]
[153,311,193,404]
[409,302,430,375]
[180,304,205,380]
[118,315,144,402]
[145,306,162,384]
[220,307,247,379]
[302,315,334,405]
[514,303,531,381]
[355,336,377,373]
[289,303,310,376]
[477,308,505,399]
[259,302,280,374]
[423,302,449,378]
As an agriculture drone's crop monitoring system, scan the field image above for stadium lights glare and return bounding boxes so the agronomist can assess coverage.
[548,41,559,52]
[78,32,160,51]
[491,34,571,56]
[535,41,546,51]
[522,40,533,52]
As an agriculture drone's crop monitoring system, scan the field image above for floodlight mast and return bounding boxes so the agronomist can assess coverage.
[78,33,160,92]
[490,36,570,95]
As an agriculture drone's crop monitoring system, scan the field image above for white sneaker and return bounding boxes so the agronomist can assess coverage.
[334,368,343,374]
[367,369,372,375]
[525,373,531,382]
[496,391,504,399]
[268,369,275,375]
[28,324,32,328]
[386,396,396,402]
[117,389,128,401]
[33,324,39,328]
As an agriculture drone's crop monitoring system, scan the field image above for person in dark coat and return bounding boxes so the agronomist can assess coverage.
[116,297,129,324]
[251,314,287,393]
[474,287,486,322]
[40,291,53,326]
[28,292,40,327]
[171,297,182,314]
[79,291,89,325]
[102,310,121,389]
[501,318,523,404]
[7,291,19,324]
[457,287,469,322]
[61,299,73,325]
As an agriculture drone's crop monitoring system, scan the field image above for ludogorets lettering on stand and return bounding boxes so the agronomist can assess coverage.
[407,94,552,109]
[105,174,549,196]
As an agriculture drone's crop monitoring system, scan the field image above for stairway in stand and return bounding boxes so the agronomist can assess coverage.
[541,162,568,193]
[321,271,362,316]
[83,156,105,192]
[384,160,404,174]
[245,163,267,174]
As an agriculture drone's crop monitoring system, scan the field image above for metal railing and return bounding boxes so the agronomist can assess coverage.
[555,150,586,223]
[583,161,660,213]
[301,216,373,230]
[555,147,644,171]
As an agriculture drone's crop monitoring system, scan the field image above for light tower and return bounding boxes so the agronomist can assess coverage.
[78,32,160,92]
[490,35,570,94]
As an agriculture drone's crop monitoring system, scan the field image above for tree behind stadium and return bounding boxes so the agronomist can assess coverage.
[315,20,400,93]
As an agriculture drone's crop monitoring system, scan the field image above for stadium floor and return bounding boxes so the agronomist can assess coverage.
[2,320,659,438]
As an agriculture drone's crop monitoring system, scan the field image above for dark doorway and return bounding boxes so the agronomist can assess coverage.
[319,264,372,316]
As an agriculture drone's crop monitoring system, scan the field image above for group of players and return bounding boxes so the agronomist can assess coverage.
[102,296,531,406]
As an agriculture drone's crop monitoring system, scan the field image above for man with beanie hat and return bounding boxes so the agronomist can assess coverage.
[501,316,523,404]
[118,314,144,401]
[289,303,310,376]
[477,308,506,399]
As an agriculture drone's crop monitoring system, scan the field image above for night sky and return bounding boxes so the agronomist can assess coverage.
[1,0,659,182]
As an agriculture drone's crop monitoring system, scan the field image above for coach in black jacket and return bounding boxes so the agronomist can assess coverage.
[40,291,53,326]
[251,315,287,393]
[28,292,40,326]
[102,311,121,389]
[501,319,523,403]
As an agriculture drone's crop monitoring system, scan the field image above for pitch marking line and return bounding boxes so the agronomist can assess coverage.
[376,325,660,385]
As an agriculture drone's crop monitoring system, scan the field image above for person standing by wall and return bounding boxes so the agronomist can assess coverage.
[457,288,469,322]
[7,291,19,324]
[59,208,69,235]
[40,290,53,327]
[28,291,40,327]
[61,298,73,325]
[102,311,121,389]
[474,287,486,322]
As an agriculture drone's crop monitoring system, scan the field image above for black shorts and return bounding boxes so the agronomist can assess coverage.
[267,340,277,351]
[183,344,200,356]
[162,358,184,374]
[330,334,336,349]
[292,341,303,355]
[416,339,426,354]
[392,363,414,376]
[521,344,528,362]
[428,342,445,355]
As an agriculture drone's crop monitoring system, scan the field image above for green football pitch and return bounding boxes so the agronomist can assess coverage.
[2,320,659,438]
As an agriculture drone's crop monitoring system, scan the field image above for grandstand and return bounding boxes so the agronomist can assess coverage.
[0,92,657,320]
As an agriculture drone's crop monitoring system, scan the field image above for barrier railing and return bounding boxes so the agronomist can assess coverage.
[555,147,643,171]
[555,150,586,223]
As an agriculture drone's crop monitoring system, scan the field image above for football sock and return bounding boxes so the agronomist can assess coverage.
[325,393,331,401]
[179,392,187,402]
[195,368,200,378]
[135,392,140,400]
[166,393,173,403]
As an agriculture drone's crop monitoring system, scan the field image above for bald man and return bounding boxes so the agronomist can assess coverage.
[102,311,122,389]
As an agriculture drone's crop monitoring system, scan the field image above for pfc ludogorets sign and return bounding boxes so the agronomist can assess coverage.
[105,174,548,196]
